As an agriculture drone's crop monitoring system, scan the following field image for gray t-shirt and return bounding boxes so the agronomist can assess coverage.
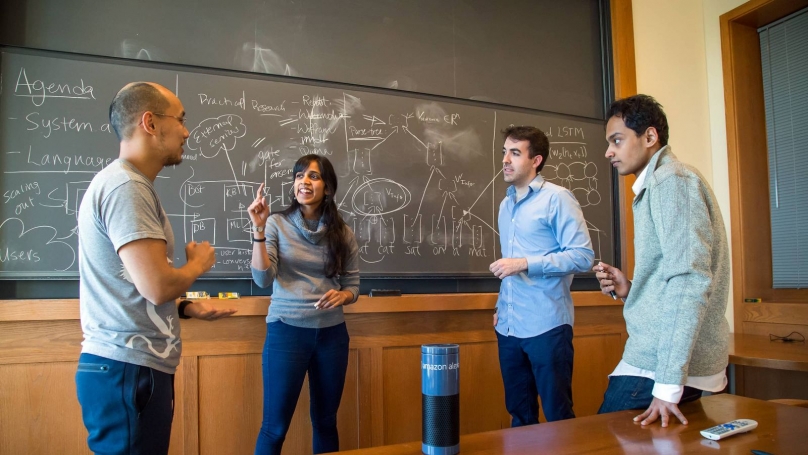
[78,159,180,374]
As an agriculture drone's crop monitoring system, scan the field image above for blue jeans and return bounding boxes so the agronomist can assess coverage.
[255,321,350,455]
[75,353,174,455]
[598,375,703,414]
[496,324,575,426]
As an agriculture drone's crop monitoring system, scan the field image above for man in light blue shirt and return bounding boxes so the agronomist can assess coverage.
[490,125,594,425]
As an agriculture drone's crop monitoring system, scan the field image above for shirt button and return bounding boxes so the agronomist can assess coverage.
[511,219,515,222]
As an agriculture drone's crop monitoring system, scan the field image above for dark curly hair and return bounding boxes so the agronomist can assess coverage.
[607,94,669,147]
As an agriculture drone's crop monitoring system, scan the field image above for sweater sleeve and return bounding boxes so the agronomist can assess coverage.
[339,227,361,304]
[250,216,280,288]
[650,173,714,385]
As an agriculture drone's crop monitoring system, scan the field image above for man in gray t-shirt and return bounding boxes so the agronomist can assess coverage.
[76,82,236,455]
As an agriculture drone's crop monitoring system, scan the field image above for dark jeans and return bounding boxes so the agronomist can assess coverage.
[255,321,350,455]
[598,375,703,414]
[75,353,174,455]
[496,324,575,426]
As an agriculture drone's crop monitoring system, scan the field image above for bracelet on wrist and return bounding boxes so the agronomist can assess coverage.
[252,236,266,243]
[178,299,193,319]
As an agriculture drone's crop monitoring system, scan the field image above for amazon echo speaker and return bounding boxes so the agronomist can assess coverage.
[421,344,460,455]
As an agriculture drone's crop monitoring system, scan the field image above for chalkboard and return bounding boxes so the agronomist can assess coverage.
[0,48,613,278]
[0,0,605,119]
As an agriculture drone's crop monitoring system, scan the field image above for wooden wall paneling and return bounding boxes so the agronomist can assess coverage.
[571,333,625,417]
[337,349,360,451]
[457,342,511,433]
[744,302,808,325]
[741,322,808,338]
[356,347,374,448]
[167,360,187,455]
[736,366,808,401]
[382,345,423,445]
[179,315,267,357]
[0,292,614,324]
[346,311,493,347]
[0,319,82,364]
[369,346,386,447]
[571,306,627,336]
[0,298,625,454]
[179,356,199,455]
[198,354,263,455]
[727,365,747,397]
[0,362,90,455]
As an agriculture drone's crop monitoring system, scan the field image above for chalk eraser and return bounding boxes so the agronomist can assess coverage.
[219,292,240,299]
[369,289,402,297]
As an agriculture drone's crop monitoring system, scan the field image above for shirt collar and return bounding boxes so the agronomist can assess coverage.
[632,164,649,196]
[507,174,545,199]
[631,145,668,195]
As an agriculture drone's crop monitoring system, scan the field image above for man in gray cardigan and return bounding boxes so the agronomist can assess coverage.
[594,95,730,427]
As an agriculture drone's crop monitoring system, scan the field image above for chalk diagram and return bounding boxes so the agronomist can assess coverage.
[543,154,607,263]
[1,77,610,276]
[169,94,610,269]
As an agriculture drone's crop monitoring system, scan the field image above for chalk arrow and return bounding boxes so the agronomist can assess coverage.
[462,210,499,236]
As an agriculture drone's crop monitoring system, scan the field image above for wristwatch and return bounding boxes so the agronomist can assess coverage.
[253,225,265,233]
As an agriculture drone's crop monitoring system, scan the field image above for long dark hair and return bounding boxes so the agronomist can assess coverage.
[281,154,349,278]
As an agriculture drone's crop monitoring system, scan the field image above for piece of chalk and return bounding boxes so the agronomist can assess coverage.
[218,292,240,299]
[186,291,210,299]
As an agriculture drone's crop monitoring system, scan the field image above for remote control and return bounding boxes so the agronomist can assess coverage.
[700,419,758,440]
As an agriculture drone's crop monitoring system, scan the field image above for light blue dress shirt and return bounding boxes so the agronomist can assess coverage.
[495,174,594,339]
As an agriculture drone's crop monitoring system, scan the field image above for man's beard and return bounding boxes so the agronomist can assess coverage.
[164,152,183,166]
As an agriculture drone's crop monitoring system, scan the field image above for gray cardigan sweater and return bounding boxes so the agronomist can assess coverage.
[624,146,730,384]
[252,211,360,328]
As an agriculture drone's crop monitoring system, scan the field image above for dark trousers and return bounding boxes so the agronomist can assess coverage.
[75,353,174,455]
[597,375,703,414]
[255,321,350,455]
[496,324,575,426]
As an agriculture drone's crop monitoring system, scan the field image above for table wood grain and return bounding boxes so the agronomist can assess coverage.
[332,394,808,454]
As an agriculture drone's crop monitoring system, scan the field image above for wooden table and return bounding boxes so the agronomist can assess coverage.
[729,332,808,372]
[333,395,808,454]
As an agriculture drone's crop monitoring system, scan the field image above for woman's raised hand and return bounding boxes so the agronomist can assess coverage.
[248,183,270,227]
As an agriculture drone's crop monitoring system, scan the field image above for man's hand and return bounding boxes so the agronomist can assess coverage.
[186,240,215,273]
[593,261,631,299]
[183,300,237,321]
[634,397,688,427]
[315,290,353,309]
[489,258,528,279]
[493,312,498,327]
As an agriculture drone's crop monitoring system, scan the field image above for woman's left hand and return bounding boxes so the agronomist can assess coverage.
[315,290,352,309]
